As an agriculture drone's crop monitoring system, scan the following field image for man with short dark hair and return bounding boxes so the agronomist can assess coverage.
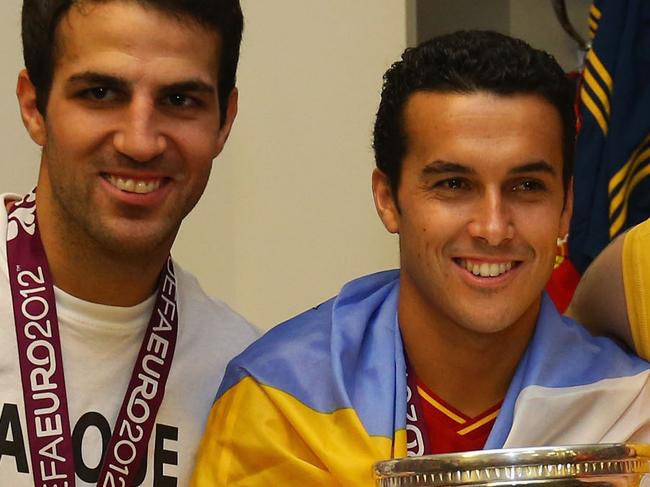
[1,1,258,485]
[191,31,650,486]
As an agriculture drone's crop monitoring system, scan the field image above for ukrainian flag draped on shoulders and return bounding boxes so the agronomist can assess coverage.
[191,271,650,487]
[570,0,650,272]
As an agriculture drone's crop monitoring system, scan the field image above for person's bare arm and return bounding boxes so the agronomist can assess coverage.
[566,234,634,348]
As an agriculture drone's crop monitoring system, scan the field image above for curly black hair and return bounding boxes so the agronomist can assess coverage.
[373,30,576,197]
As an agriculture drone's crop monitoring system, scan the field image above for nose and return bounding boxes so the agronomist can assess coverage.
[112,97,166,162]
[466,190,514,246]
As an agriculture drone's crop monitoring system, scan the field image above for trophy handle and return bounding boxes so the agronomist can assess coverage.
[551,0,591,51]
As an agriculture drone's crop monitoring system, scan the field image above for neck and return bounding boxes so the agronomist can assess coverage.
[34,193,172,307]
[399,283,539,417]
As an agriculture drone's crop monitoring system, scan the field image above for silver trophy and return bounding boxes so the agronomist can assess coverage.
[374,444,650,487]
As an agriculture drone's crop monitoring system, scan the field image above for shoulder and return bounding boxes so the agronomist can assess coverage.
[173,261,260,348]
[218,270,401,399]
[537,296,650,387]
[233,270,400,368]
[222,294,337,390]
[567,217,650,358]
[567,232,630,345]
[2,193,20,207]
[214,291,340,413]
[622,218,650,297]
[621,218,650,357]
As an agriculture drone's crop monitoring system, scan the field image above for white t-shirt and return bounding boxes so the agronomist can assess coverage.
[0,193,260,486]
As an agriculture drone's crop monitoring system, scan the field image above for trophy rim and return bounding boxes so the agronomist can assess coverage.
[374,443,650,482]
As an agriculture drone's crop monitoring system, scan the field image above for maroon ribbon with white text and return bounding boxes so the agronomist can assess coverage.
[405,367,431,457]
[6,191,178,487]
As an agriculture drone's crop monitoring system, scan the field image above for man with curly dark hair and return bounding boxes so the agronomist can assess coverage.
[192,31,650,487]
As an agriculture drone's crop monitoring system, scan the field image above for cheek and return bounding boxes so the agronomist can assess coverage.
[401,219,448,268]
[182,158,213,192]
[513,202,566,239]
[174,125,222,164]
[47,118,107,159]
[517,221,561,262]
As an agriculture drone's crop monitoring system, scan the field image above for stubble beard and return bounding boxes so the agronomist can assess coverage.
[44,157,183,262]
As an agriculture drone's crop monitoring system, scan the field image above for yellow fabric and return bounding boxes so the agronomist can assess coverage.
[623,218,650,359]
[583,66,611,119]
[580,86,608,135]
[608,135,650,237]
[586,49,613,91]
[190,377,406,486]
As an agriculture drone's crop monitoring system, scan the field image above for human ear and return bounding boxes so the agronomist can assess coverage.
[16,69,46,147]
[559,176,574,238]
[372,168,400,234]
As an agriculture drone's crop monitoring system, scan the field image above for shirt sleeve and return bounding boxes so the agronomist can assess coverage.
[623,218,650,359]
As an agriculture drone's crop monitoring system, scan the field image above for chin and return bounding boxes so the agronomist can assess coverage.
[90,224,173,257]
[458,309,521,335]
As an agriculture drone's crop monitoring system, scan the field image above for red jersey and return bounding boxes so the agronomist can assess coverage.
[415,377,501,454]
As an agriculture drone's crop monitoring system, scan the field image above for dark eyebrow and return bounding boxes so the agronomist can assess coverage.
[421,160,557,178]
[508,161,556,176]
[162,80,215,95]
[421,160,476,177]
[66,72,215,95]
[67,72,130,90]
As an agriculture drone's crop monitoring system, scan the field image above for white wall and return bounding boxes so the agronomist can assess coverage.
[0,1,404,329]
[174,1,404,328]
[414,0,592,72]
[0,2,41,192]
[509,0,591,72]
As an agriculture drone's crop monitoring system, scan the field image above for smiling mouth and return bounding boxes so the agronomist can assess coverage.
[454,258,521,278]
[103,174,163,194]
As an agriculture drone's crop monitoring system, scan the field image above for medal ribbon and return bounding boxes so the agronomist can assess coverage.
[6,191,178,486]
[405,366,431,457]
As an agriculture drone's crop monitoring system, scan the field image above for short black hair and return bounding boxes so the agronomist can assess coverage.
[22,0,243,125]
[373,30,576,196]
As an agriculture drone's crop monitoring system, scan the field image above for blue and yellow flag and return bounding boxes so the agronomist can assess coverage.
[569,0,650,272]
[190,271,650,486]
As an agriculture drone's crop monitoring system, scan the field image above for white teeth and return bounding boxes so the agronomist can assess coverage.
[118,177,135,192]
[460,259,515,278]
[107,175,161,194]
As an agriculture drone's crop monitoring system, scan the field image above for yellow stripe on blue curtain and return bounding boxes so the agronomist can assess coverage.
[609,145,650,237]
[569,0,650,272]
